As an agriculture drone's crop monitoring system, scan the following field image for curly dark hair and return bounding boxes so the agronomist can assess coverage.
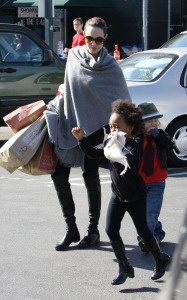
[111,99,144,136]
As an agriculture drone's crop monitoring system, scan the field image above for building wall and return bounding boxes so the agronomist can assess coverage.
[170,0,187,36]
[148,0,168,49]
[54,0,187,52]
[1,0,187,53]
[65,1,142,54]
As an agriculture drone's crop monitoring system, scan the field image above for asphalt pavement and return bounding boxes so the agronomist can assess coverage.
[0,162,187,300]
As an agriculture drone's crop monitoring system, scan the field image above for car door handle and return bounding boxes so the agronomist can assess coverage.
[0,68,16,73]
[41,88,51,90]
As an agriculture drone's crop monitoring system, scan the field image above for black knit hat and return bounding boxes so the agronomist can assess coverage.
[138,102,163,120]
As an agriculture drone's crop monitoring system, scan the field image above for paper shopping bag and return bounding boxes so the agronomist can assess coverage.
[19,135,57,175]
[0,149,22,173]
[0,115,47,173]
[3,100,47,133]
[38,135,57,171]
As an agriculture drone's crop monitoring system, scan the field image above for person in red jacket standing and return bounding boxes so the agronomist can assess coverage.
[64,17,85,53]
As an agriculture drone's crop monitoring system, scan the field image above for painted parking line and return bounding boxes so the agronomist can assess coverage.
[1,170,187,187]
[100,181,111,184]
[0,176,35,181]
[69,183,85,186]
[168,172,187,177]
[47,174,112,186]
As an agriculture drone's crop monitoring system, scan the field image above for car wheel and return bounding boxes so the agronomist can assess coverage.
[167,118,187,167]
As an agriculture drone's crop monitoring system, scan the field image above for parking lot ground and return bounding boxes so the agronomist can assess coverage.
[0,166,187,300]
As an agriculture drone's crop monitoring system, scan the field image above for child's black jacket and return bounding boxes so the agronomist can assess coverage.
[79,137,146,203]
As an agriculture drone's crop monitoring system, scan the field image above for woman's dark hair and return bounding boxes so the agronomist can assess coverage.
[84,17,107,36]
[111,99,144,136]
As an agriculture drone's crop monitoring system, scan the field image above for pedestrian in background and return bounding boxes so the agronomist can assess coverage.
[72,99,171,285]
[46,17,131,251]
[64,17,85,53]
[137,102,174,252]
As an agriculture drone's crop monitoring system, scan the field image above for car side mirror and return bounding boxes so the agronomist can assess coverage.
[43,49,54,63]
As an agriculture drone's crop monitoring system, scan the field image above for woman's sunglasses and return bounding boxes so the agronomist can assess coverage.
[84,36,105,45]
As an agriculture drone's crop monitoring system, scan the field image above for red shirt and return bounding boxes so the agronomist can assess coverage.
[72,32,85,48]
[139,135,168,183]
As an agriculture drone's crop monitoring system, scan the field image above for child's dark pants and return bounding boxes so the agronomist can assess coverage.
[106,193,153,242]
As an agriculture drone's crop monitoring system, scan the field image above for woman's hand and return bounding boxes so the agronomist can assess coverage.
[72,127,84,141]
[64,48,69,53]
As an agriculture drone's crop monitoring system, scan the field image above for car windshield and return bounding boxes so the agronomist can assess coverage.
[0,32,43,62]
[160,32,187,48]
[119,53,177,82]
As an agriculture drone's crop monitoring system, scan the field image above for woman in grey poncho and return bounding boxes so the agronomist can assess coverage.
[49,17,132,251]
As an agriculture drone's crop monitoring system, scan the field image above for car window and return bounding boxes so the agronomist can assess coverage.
[120,53,177,82]
[0,32,43,62]
[161,32,187,48]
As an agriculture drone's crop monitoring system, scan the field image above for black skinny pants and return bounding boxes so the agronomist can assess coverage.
[53,153,99,182]
[52,127,107,184]
[106,193,153,242]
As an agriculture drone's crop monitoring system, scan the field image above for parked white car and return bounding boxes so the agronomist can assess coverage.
[160,31,187,48]
[119,48,187,167]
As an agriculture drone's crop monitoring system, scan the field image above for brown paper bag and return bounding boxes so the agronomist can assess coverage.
[3,100,47,133]
[0,115,47,173]
[19,135,57,175]
[0,150,22,173]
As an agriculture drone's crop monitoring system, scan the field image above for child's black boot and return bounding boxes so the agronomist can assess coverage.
[145,236,171,280]
[110,238,134,285]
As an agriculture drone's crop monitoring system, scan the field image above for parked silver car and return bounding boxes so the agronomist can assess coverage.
[119,48,187,167]
[160,31,187,48]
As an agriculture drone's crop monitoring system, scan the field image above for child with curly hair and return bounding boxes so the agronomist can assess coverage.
[72,99,171,286]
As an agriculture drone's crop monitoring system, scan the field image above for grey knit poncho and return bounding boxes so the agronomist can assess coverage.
[45,45,131,167]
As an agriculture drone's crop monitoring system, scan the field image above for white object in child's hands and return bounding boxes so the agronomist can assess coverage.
[104,131,131,175]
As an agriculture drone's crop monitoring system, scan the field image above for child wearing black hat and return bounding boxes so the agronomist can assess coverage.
[137,102,174,252]
[72,99,171,286]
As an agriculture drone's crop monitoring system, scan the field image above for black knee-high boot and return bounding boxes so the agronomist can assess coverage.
[52,171,80,251]
[79,174,101,249]
[145,236,171,280]
[111,238,134,285]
